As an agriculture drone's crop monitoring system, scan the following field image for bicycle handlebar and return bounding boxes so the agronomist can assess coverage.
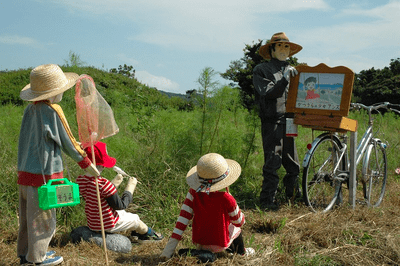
[350,102,400,115]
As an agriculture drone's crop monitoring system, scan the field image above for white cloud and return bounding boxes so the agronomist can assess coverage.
[293,1,400,72]
[48,0,331,53]
[0,35,38,46]
[135,70,181,93]
[115,53,140,66]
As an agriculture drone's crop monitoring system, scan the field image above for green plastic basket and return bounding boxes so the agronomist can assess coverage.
[38,178,80,210]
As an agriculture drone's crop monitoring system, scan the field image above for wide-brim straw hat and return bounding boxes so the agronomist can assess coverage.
[20,64,79,101]
[259,32,302,60]
[186,153,241,193]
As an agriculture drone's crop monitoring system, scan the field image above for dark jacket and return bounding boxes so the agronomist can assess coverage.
[253,58,290,123]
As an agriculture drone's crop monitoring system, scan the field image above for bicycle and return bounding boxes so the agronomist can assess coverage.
[302,102,400,212]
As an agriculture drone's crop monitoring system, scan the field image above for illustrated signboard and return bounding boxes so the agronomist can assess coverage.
[286,63,355,117]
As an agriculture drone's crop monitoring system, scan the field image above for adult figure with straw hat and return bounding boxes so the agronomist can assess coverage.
[17,64,100,265]
[253,32,302,211]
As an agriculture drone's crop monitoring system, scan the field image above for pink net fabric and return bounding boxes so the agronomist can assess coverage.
[75,75,119,148]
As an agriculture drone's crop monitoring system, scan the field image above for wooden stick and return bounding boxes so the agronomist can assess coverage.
[92,143,109,265]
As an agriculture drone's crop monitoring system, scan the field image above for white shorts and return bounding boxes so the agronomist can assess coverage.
[107,210,141,233]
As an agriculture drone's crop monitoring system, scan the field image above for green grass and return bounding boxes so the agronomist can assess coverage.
[1,100,400,232]
[1,86,400,266]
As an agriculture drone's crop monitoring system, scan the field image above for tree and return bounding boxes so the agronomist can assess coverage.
[353,58,400,105]
[109,64,135,79]
[64,51,86,67]
[196,67,219,155]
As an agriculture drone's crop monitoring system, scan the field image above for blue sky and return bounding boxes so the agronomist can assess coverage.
[1,0,399,94]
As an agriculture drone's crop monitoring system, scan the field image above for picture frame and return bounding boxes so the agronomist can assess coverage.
[286,63,355,117]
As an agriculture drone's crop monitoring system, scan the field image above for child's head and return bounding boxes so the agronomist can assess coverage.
[20,64,79,102]
[186,153,241,194]
[84,141,116,173]
[304,76,317,91]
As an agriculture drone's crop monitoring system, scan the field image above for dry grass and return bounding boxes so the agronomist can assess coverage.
[2,180,400,266]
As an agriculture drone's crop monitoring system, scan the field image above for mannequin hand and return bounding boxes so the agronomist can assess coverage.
[124,176,138,195]
[111,174,124,188]
[86,163,100,177]
[160,238,179,258]
[283,66,298,81]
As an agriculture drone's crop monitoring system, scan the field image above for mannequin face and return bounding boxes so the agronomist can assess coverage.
[271,42,290,61]
[49,92,64,103]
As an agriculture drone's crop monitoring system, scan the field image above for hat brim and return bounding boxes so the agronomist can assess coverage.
[20,72,79,101]
[102,156,117,168]
[186,159,241,192]
[259,42,302,60]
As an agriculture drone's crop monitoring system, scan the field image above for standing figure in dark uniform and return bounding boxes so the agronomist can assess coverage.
[253,32,302,210]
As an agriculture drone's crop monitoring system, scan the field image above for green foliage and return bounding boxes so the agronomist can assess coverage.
[196,67,220,155]
[220,40,264,110]
[0,68,31,106]
[2,61,400,254]
[64,51,86,71]
[353,58,400,104]
[109,64,135,79]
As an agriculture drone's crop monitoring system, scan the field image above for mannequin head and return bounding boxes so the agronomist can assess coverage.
[270,42,290,61]
[49,92,64,103]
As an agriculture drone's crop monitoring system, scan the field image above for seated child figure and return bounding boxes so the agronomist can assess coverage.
[76,141,163,241]
[161,153,254,260]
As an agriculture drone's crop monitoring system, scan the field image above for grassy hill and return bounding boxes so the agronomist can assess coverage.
[1,66,400,265]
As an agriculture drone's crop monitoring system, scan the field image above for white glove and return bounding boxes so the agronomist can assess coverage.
[283,66,298,81]
[124,176,138,195]
[160,238,179,258]
[111,174,124,188]
[86,163,100,177]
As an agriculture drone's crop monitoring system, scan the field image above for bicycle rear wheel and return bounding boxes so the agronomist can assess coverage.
[363,140,387,207]
[302,133,344,212]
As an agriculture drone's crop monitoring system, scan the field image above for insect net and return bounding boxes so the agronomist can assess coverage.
[75,75,119,148]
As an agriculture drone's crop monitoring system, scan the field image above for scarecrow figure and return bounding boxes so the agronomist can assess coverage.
[17,64,100,265]
[253,32,302,211]
[76,141,164,241]
[161,153,254,263]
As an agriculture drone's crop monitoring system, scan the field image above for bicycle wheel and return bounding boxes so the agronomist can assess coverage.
[362,140,387,207]
[302,133,344,212]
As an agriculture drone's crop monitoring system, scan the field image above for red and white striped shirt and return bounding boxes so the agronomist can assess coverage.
[171,188,245,249]
[76,175,119,231]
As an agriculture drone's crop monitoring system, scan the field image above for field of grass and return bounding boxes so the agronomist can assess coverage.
[1,92,400,265]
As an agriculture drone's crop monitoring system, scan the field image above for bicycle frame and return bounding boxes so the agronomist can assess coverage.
[303,110,376,179]
[302,102,398,211]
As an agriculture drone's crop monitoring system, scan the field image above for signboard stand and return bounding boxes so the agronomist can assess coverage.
[287,63,358,206]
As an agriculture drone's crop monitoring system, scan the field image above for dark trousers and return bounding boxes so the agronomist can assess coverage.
[226,232,245,255]
[260,120,300,203]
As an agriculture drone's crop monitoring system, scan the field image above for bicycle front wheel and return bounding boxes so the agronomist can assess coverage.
[302,133,344,212]
[363,140,387,207]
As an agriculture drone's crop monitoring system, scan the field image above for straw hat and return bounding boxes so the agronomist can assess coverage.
[20,64,79,101]
[259,32,302,60]
[186,153,241,194]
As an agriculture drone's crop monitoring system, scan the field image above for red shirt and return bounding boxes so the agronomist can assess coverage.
[76,175,118,231]
[171,188,245,248]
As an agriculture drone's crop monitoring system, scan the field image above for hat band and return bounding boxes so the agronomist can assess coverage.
[196,168,230,194]
[273,38,289,42]
[31,86,63,96]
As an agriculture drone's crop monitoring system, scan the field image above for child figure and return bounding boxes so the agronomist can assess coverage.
[304,76,320,100]
[161,153,254,262]
[76,141,163,242]
[17,64,100,265]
